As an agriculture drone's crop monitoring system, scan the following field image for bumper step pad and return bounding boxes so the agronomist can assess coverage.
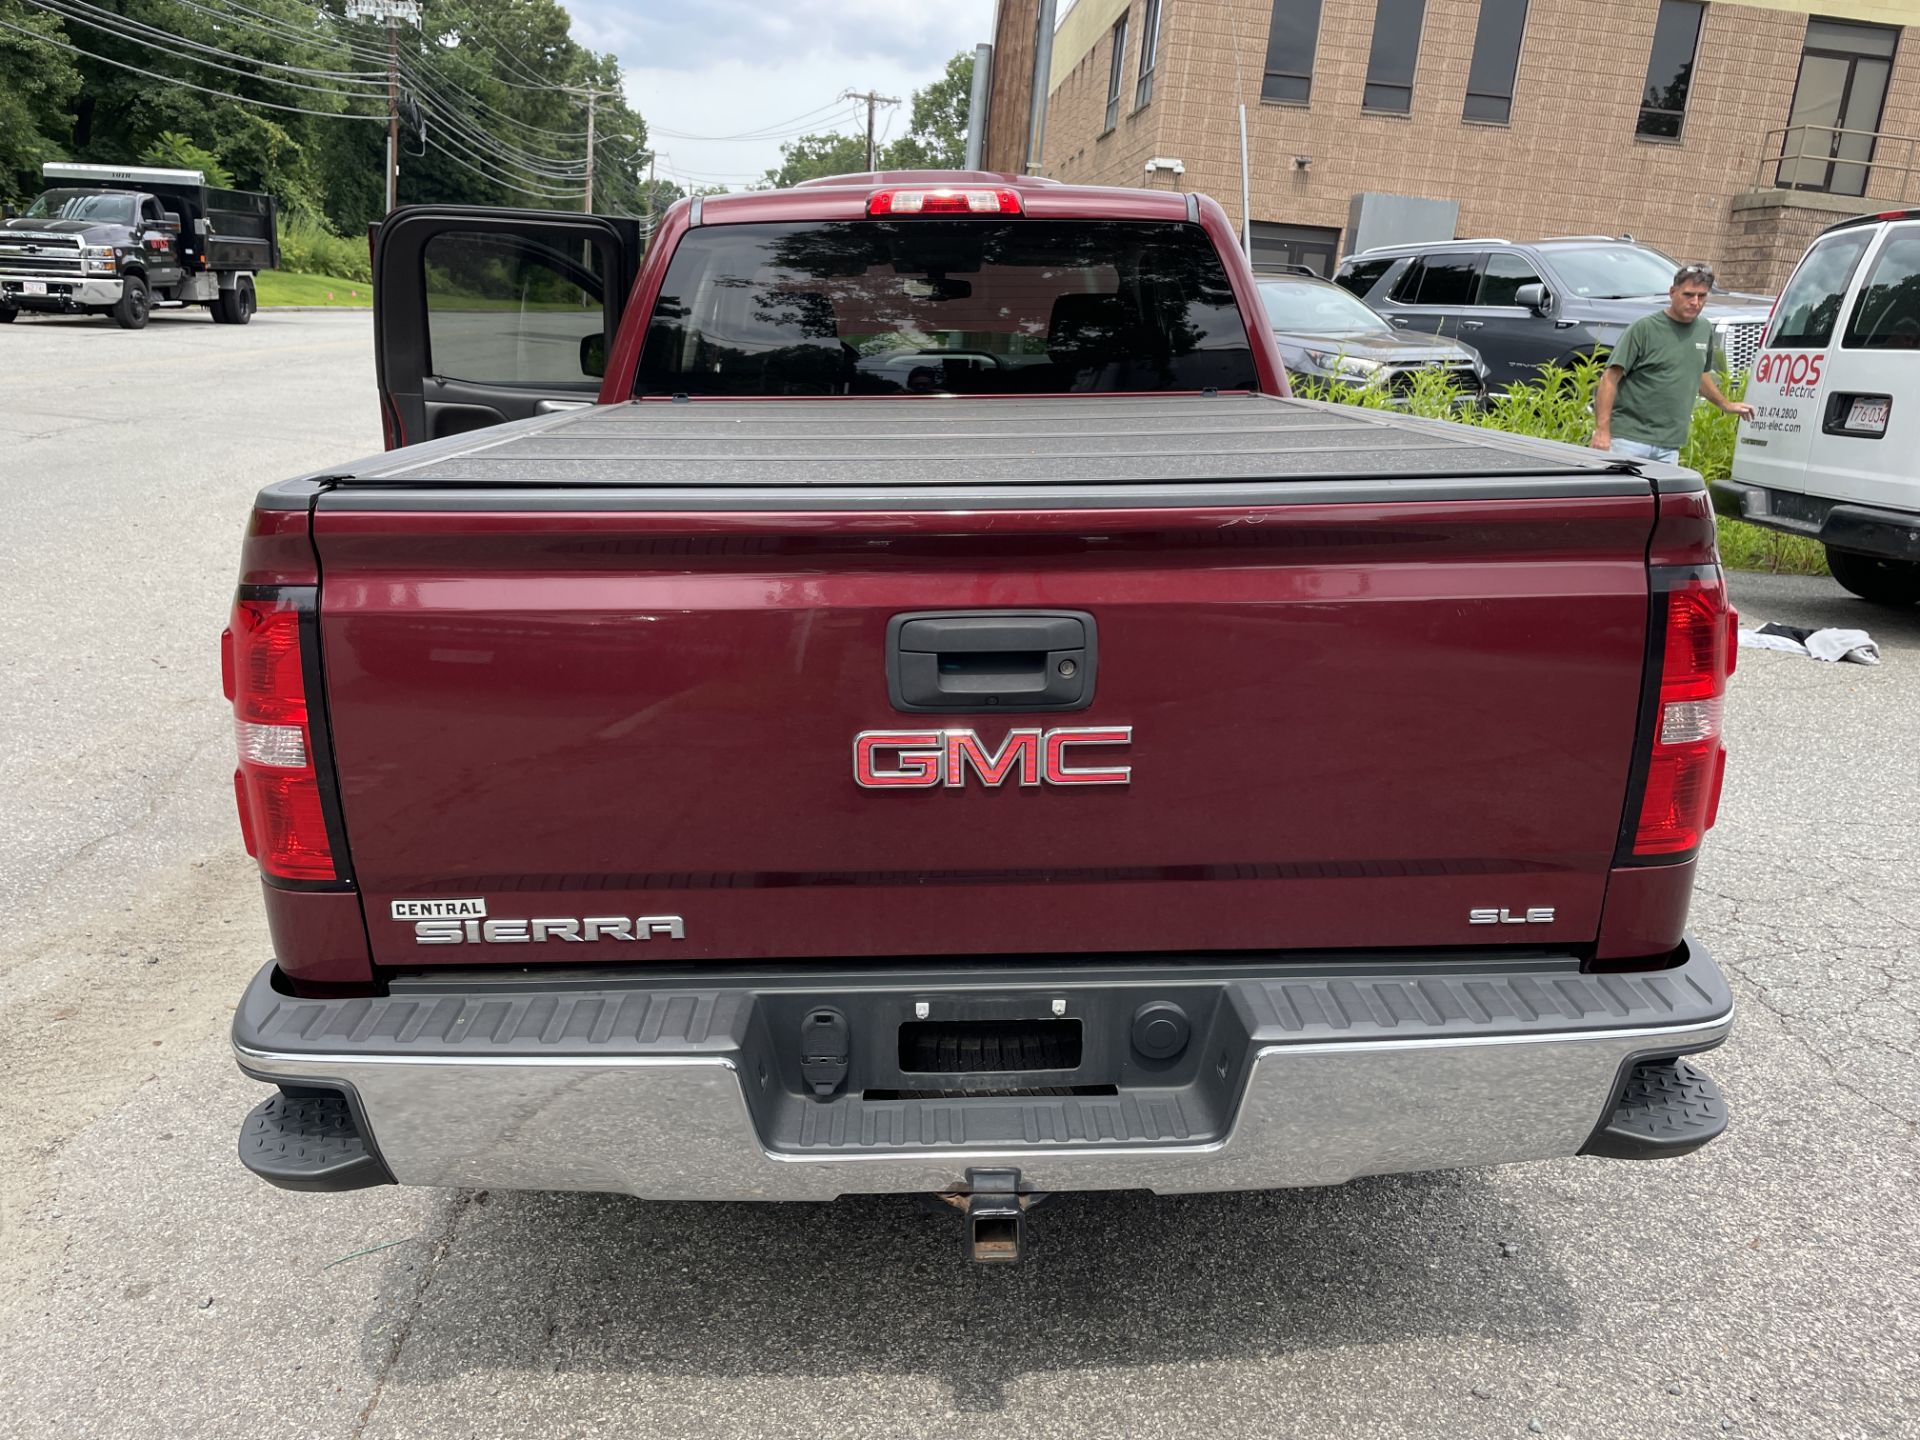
[239,1091,394,1192]
[1584,1057,1727,1161]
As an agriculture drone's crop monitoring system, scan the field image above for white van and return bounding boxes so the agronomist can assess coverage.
[1720,208,1920,607]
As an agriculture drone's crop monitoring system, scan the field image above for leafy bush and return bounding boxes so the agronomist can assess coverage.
[139,131,232,188]
[277,211,371,284]
[1294,361,1826,574]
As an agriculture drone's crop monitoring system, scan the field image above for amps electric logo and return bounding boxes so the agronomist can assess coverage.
[1753,351,1825,398]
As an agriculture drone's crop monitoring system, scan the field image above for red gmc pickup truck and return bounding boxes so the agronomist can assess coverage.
[227,172,1734,1261]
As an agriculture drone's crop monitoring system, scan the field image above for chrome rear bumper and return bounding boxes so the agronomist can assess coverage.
[233,942,1733,1200]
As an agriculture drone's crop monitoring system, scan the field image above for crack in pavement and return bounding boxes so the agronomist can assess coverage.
[351,1191,476,1438]
[1719,954,1919,1139]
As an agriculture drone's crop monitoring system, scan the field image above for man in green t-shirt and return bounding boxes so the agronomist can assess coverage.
[1591,262,1754,464]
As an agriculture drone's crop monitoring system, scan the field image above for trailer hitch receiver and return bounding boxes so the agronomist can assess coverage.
[946,1168,1033,1264]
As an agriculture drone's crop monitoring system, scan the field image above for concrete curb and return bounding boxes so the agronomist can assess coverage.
[259,305,372,312]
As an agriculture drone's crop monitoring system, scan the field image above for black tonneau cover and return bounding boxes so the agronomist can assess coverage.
[297,395,1699,510]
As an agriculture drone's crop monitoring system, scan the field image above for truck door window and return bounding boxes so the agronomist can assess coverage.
[1476,253,1541,306]
[1765,230,1872,349]
[1388,259,1425,302]
[1841,230,1920,350]
[635,220,1256,396]
[421,230,608,386]
[1410,253,1484,305]
[1334,257,1392,297]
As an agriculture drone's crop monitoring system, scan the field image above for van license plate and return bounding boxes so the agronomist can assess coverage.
[23,281,47,296]
[1846,398,1890,434]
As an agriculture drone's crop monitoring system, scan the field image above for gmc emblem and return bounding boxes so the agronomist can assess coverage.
[855,726,1133,789]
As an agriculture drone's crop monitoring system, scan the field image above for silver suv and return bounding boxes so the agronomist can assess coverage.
[1334,238,1774,391]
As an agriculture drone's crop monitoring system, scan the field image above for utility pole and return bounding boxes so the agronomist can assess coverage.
[582,89,597,213]
[842,89,900,172]
[643,151,656,238]
[387,18,399,212]
[347,0,420,213]
[562,86,617,212]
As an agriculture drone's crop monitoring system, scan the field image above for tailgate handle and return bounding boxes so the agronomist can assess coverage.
[887,610,1096,712]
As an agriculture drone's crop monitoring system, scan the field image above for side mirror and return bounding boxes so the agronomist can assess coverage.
[1514,283,1551,315]
[579,331,607,379]
[160,211,182,232]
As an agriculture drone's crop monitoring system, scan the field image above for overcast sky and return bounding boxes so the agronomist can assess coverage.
[563,0,997,190]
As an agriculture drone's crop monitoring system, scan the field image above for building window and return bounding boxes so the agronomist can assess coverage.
[1135,0,1162,110]
[1779,18,1899,196]
[1262,0,1324,105]
[1105,14,1129,132]
[1463,0,1529,124]
[1363,0,1427,115]
[1636,0,1704,140]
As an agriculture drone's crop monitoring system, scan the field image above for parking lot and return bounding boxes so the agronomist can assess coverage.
[1,309,1916,1439]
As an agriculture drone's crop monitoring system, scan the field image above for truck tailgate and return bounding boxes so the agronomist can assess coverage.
[311,396,1657,966]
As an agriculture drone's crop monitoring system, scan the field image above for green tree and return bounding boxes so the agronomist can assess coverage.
[140,131,234,187]
[0,0,82,207]
[885,50,973,169]
[9,0,649,231]
[760,130,871,190]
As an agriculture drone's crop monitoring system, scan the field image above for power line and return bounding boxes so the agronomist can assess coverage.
[145,0,596,172]
[427,72,591,138]
[395,63,592,174]
[198,0,396,64]
[650,97,853,142]
[400,55,590,144]
[423,133,584,199]
[24,0,388,87]
[9,1,626,204]
[655,109,864,147]
[21,0,389,97]
[194,0,598,148]
[0,14,386,120]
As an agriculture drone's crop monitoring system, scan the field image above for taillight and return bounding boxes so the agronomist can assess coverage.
[224,595,338,882]
[1628,572,1733,858]
[867,187,1022,216]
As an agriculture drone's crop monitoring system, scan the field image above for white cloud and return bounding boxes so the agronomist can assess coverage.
[563,0,994,188]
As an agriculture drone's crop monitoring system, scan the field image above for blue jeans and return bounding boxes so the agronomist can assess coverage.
[1609,437,1681,464]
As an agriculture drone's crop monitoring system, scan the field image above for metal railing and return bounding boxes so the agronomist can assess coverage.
[1754,125,1920,204]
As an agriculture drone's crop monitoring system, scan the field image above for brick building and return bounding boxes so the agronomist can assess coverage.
[981,0,1919,291]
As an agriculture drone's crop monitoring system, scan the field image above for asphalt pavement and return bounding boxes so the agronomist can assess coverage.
[1,308,1916,1439]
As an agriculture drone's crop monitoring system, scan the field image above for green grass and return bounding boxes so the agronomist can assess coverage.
[1715,516,1830,576]
[255,270,370,307]
[276,213,372,284]
[1296,358,1829,575]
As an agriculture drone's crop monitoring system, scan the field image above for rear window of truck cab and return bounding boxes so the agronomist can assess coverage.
[635,220,1256,397]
